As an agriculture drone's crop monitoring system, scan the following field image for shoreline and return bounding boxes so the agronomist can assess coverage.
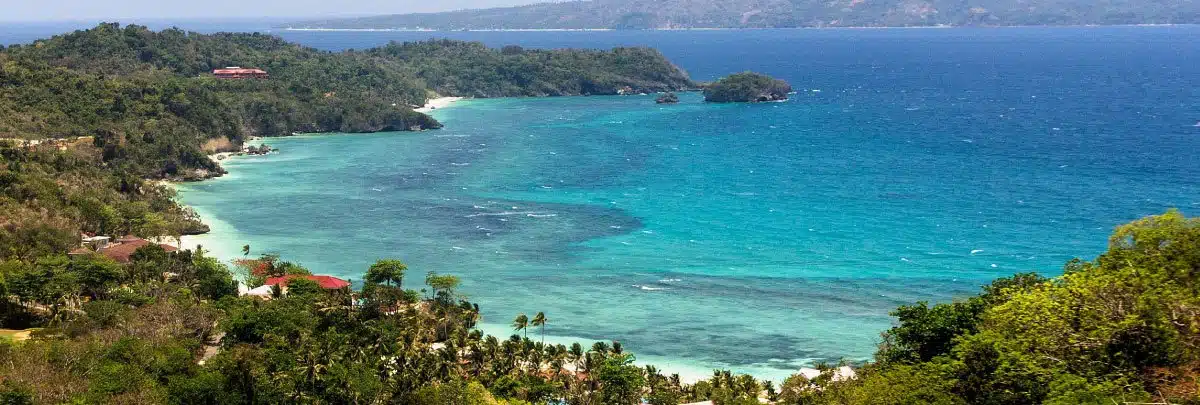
[415,96,464,113]
[473,323,856,385]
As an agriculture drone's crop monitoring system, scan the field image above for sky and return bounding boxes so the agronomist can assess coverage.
[1,0,543,22]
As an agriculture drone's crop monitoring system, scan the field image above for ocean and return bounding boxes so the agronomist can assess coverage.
[158,27,1200,381]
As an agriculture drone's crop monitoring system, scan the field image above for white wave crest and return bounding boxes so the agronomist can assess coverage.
[465,211,543,218]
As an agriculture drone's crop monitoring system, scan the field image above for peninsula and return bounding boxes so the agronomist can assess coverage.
[0,23,695,184]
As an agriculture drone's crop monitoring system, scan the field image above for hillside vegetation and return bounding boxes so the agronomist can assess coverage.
[285,0,1200,30]
[2,210,1196,403]
[0,23,693,264]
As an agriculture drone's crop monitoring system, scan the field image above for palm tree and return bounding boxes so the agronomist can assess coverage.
[512,313,529,339]
[568,342,584,367]
[242,244,251,256]
[531,311,547,344]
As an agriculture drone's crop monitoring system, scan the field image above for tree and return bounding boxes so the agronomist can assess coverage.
[69,256,122,300]
[285,278,322,297]
[191,255,238,301]
[425,272,461,303]
[531,312,546,344]
[512,314,529,339]
[242,244,250,256]
[596,353,645,405]
[366,259,406,287]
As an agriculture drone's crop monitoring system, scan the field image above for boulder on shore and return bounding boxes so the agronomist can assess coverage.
[702,72,792,103]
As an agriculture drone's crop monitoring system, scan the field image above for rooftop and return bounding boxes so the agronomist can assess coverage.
[264,274,351,290]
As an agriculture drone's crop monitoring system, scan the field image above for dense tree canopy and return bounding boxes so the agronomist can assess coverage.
[780,210,1200,404]
[3,211,1196,404]
[703,72,792,103]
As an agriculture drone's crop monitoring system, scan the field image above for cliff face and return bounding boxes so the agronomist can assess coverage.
[284,0,1200,30]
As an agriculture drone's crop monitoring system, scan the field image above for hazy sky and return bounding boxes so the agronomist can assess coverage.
[2,0,542,22]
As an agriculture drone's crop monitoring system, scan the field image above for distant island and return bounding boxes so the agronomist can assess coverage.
[703,72,792,103]
[280,0,1200,30]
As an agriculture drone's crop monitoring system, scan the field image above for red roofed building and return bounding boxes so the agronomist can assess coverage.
[213,67,268,79]
[264,274,351,290]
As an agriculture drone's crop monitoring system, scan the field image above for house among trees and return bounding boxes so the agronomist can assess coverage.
[68,235,178,263]
[264,274,351,290]
[212,66,268,79]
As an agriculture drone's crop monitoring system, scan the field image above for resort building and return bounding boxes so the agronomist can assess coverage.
[212,67,269,79]
[68,235,178,263]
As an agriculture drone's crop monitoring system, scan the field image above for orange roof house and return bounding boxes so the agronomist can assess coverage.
[264,274,351,290]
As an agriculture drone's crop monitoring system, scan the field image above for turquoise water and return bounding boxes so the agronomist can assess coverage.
[176,28,1200,380]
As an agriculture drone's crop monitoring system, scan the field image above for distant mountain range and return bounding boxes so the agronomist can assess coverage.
[281,0,1200,30]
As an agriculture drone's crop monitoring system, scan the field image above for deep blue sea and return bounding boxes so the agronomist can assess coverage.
[14,25,1196,380]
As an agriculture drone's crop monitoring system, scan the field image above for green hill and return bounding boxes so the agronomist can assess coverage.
[0,23,694,181]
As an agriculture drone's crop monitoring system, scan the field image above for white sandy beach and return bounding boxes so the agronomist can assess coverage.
[415,96,464,113]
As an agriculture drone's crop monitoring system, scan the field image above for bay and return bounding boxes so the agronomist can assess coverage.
[175,27,1200,380]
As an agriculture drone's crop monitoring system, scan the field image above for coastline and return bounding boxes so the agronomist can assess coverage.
[180,94,862,384]
[415,96,464,113]
[165,96,837,384]
[173,98,465,254]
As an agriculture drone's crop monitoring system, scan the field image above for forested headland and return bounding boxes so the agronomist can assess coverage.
[0,23,694,181]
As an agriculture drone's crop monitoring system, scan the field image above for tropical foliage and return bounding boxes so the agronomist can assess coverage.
[775,210,1200,404]
[3,211,1197,404]
[0,143,208,262]
[703,72,792,103]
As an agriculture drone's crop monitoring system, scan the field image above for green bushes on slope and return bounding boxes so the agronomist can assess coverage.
[779,209,1200,404]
